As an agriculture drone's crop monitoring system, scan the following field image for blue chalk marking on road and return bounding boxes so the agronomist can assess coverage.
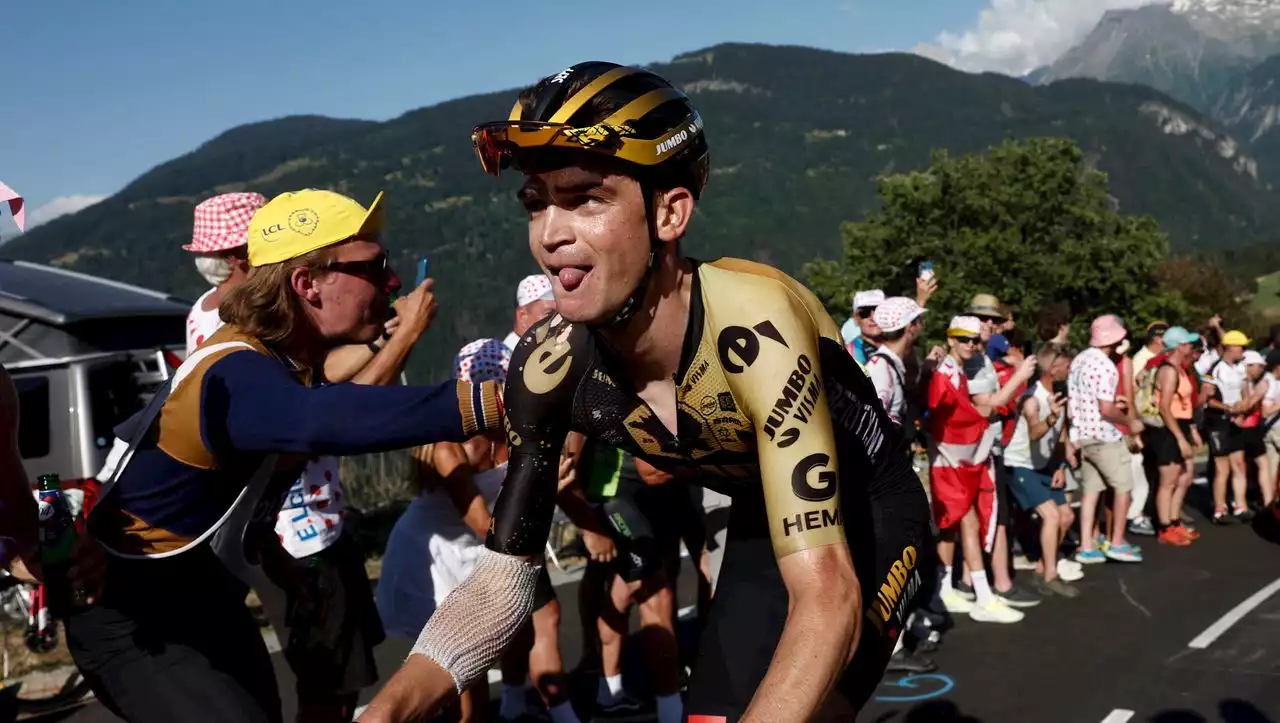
[874,674,955,703]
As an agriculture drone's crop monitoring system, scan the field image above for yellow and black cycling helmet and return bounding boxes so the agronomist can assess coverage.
[471,62,710,199]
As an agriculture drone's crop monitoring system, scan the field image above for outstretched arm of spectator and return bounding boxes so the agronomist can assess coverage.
[915,276,938,308]
[974,357,1037,417]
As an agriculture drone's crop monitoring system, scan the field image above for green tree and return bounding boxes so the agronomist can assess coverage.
[804,137,1217,346]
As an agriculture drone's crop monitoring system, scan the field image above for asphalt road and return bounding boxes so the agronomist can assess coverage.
[34,483,1280,722]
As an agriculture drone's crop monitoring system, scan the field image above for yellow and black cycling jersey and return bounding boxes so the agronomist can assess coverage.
[490,257,921,561]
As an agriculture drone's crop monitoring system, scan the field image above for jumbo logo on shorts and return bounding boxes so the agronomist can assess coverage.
[874,546,922,625]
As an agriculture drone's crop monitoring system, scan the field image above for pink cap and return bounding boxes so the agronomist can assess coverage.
[516,274,555,307]
[184,192,267,253]
[454,338,511,385]
[1090,314,1128,348]
[873,297,926,333]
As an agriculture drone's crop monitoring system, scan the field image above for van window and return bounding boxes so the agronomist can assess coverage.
[88,362,146,449]
[14,376,50,459]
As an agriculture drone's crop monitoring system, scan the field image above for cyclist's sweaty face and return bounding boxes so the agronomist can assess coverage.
[519,163,650,325]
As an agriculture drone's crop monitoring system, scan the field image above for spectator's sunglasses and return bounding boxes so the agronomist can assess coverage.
[856,307,876,319]
[321,252,390,280]
[953,336,981,345]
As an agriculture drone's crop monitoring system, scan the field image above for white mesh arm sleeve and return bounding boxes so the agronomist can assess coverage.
[409,547,542,692]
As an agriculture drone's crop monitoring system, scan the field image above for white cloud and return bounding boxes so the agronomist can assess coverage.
[914,0,1164,76]
[24,194,108,229]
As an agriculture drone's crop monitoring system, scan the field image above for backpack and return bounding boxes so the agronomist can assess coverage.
[1137,361,1182,429]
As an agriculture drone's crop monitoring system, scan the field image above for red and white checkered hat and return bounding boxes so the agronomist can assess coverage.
[183,192,267,253]
[454,338,511,385]
[873,297,926,333]
[516,274,555,307]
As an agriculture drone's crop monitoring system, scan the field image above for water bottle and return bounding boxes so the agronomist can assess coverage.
[35,474,82,616]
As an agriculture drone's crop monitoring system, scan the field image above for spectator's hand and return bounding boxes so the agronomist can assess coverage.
[1209,314,1224,331]
[69,532,107,605]
[1050,392,1067,417]
[391,279,438,339]
[1065,442,1079,469]
[556,453,577,493]
[1114,395,1131,413]
[582,529,616,564]
[1178,437,1194,461]
[1051,468,1067,490]
[382,315,402,338]
[1130,418,1146,436]
[1192,427,1204,450]
[1015,357,1038,382]
[915,276,938,307]
[926,346,946,365]
[9,551,40,584]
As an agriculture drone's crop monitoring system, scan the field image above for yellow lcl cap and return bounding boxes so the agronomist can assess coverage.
[247,189,385,267]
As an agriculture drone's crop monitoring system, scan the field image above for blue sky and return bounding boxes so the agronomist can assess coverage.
[0,0,1135,235]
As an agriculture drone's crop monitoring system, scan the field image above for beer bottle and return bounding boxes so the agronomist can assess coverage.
[36,474,82,615]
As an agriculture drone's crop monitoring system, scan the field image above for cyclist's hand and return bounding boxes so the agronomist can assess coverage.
[69,533,107,604]
[582,530,616,563]
[391,279,438,338]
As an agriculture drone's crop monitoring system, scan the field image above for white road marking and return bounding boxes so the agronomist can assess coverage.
[1189,577,1280,649]
[1101,710,1135,723]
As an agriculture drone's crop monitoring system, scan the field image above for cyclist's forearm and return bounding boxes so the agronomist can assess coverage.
[741,576,860,721]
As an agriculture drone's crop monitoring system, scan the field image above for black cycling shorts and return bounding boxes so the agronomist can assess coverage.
[685,479,934,721]
[1206,419,1246,457]
[597,494,665,583]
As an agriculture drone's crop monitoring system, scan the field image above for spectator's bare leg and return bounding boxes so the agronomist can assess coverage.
[1212,454,1231,513]
[1109,491,1131,547]
[1036,502,1061,582]
[528,599,572,709]
[1078,490,1102,551]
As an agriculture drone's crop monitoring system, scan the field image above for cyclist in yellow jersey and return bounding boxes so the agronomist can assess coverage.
[361,62,932,723]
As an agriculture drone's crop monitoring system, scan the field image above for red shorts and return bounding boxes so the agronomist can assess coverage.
[930,462,998,552]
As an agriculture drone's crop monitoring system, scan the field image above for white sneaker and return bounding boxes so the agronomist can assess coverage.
[1013,554,1037,571]
[941,589,974,614]
[969,599,1025,624]
[1057,559,1084,582]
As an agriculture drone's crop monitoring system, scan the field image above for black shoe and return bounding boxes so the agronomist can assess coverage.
[1235,507,1257,523]
[995,583,1042,609]
[886,649,938,674]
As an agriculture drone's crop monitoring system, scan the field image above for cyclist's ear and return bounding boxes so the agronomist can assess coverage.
[653,186,694,245]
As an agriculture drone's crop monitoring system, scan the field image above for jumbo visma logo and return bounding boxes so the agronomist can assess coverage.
[874,546,920,624]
